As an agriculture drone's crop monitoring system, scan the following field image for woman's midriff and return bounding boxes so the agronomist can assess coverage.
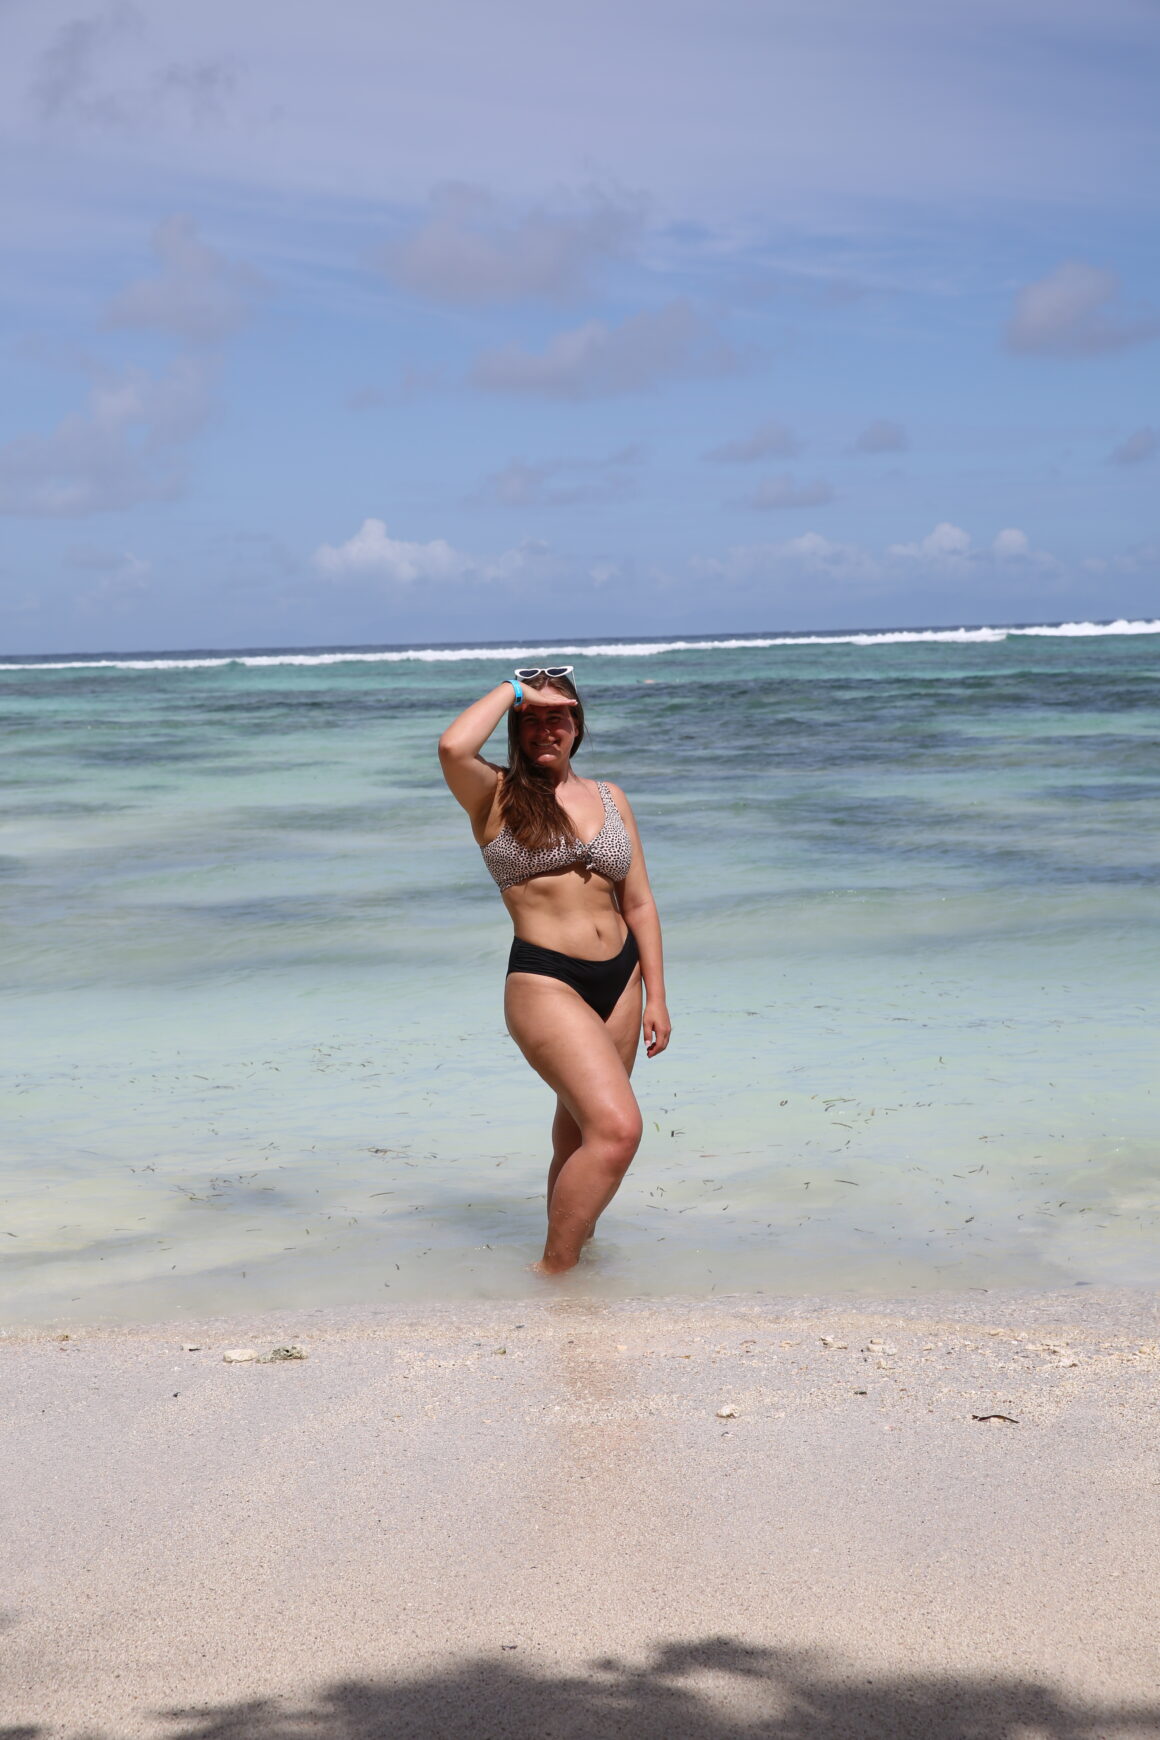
[501,871,628,960]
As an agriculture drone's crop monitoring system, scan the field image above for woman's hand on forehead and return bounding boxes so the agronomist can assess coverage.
[519,686,578,709]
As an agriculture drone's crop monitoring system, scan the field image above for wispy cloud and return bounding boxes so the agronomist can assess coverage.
[741,474,833,511]
[703,421,800,463]
[471,301,744,399]
[32,3,143,123]
[475,445,644,508]
[31,2,237,130]
[695,531,879,587]
[65,542,152,608]
[0,354,214,517]
[1110,427,1158,465]
[377,183,640,305]
[852,418,908,454]
[0,216,258,518]
[346,385,389,412]
[1005,261,1160,357]
[106,214,265,344]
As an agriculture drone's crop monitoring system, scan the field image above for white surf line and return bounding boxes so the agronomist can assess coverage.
[3,619,1159,672]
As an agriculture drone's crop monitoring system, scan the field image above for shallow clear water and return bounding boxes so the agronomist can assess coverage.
[2,625,1158,1324]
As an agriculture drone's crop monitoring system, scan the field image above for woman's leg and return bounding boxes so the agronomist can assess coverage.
[546,1101,582,1215]
[506,968,643,1273]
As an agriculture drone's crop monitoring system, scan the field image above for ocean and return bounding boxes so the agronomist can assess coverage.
[2,621,1158,1325]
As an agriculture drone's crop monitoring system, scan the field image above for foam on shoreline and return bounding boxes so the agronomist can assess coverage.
[3,616,1159,671]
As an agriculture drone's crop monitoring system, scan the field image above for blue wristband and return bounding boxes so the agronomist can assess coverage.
[508,678,523,708]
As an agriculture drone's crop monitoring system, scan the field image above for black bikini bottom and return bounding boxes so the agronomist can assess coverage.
[507,931,639,1021]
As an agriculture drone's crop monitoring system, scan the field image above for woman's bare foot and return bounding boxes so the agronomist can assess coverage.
[533,1218,595,1274]
[532,1255,574,1276]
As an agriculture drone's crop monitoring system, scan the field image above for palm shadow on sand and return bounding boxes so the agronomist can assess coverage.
[32,1636,1156,1740]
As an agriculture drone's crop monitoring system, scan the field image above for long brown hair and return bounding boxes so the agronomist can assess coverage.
[501,673,587,849]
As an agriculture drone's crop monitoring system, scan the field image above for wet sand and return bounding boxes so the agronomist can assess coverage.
[4,1288,1160,1738]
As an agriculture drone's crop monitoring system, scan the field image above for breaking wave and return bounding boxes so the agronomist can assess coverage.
[3,618,1159,672]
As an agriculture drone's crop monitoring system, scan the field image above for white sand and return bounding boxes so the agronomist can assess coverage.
[4,1289,1160,1738]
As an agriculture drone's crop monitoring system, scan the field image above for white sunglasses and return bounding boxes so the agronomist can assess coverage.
[513,665,575,681]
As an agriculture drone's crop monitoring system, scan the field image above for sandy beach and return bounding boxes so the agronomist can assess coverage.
[4,1287,1159,1738]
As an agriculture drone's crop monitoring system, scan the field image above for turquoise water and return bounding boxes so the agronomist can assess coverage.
[2,624,1158,1324]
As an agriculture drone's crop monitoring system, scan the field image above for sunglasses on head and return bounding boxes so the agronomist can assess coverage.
[514,665,575,681]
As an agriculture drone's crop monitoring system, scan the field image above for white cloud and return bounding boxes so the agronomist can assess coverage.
[476,445,643,507]
[378,183,639,305]
[314,519,469,583]
[698,531,880,586]
[772,532,880,581]
[313,517,543,585]
[471,300,743,399]
[700,520,1064,592]
[1110,427,1158,465]
[703,421,800,463]
[1005,261,1160,357]
[106,214,263,344]
[483,539,552,582]
[886,521,1059,576]
[889,521,972,559]
[589,561,620,586]
[0,354,214,517]
[743,474,833,510]
[853,418,908,454]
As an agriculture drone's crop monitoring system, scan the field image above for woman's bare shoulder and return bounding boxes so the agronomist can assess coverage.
[599,777,634,812]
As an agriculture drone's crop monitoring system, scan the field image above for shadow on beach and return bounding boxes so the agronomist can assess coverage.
[23,1637,1157,1740]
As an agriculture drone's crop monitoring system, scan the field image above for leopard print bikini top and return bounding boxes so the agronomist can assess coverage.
[481,779,633,891]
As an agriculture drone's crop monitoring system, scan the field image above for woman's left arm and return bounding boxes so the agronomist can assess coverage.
[606,783,671,1058]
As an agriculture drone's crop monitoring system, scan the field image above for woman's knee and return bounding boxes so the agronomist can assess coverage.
[593,1103,642,1167]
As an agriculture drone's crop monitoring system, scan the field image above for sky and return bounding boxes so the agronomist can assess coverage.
[1,0,1158,652]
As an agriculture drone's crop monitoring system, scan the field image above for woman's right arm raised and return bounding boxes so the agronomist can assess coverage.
[437,683,515,823]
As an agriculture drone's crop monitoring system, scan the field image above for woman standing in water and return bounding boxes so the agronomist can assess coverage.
[438,668,670,1273]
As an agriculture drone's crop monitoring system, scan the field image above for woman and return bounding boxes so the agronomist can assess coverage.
[438,667,670,1273]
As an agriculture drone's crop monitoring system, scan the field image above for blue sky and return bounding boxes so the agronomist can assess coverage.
[1,0,1158,652]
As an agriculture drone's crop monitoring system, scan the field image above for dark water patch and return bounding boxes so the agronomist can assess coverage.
[139,939,482,983]
[197,758,340,779]
[0,1229,158,1272]
[1043,781,1160,804]
[7,799,138,817]
[0,856,26,876]
[152,882,475,927]
[238,805,387,832]
[146,895,347,927]
[347,882,496,916]
[797,826,1160,888]
[75,743,215,767]
[0,759,86,779]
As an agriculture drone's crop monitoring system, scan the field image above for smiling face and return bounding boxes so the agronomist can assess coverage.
[516,691,579,772]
